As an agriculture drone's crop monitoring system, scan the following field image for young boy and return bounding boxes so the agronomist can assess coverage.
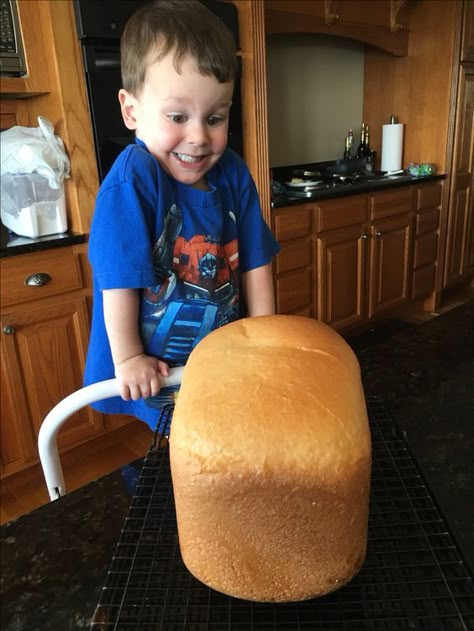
[84,0,280,429]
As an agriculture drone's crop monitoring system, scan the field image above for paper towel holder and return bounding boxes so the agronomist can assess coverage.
[390,114,397,124]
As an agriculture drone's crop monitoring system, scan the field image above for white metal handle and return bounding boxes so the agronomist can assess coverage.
[38,368,183,501]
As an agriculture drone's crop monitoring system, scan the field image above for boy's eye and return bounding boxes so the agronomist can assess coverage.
[168,114,187,124]
[207,115,225,127]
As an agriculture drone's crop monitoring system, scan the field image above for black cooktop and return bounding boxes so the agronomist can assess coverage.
[90,398,474,630]
[270,159,428,207]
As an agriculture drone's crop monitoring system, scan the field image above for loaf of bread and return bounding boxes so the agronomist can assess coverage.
[169,315,371,602]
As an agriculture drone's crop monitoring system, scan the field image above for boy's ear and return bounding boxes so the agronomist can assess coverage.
[119,89,138,130]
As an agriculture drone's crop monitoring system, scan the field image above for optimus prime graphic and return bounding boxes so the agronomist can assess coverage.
[141,203,240,370]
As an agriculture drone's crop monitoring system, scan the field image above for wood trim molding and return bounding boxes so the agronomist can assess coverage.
[232,0,272,225]
[31,0,99,234]
[324,0,340,25]
[265,1,410,57]
[434,0,465,305]
[0,99,31,130]
[390,0,408,32]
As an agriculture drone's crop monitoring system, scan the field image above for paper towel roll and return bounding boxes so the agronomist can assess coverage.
[381,123,404,172]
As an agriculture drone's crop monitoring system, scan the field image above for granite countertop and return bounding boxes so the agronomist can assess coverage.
[271,173,446,208]
[0,223,86,258]
[1,298,473,630]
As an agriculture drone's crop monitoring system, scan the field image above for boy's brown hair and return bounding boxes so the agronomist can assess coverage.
[121,0,237,96]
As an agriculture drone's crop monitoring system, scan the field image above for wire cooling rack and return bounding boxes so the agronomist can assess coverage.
[90,398,474,630]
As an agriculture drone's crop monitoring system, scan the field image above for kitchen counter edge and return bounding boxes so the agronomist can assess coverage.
[271,173,446,209]
[0,228,87,258]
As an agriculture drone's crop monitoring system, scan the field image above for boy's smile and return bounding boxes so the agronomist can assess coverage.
[119,51,234,190]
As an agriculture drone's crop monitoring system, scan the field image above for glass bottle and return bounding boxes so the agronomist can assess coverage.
[343,135,351,159]
[344,129,355,159]
[364,126,371,156]
[357,123,366,157]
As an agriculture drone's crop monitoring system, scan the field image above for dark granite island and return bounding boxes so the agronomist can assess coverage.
[1,299,473,630]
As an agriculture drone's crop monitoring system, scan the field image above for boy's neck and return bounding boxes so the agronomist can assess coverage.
[191,177,210,192]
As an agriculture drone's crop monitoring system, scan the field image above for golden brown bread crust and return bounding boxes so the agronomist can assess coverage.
[170,315,371,602]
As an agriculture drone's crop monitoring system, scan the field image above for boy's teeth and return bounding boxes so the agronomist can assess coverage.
[176,153,200,163]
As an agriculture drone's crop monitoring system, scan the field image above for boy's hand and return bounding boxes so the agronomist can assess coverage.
[114,354,170,401]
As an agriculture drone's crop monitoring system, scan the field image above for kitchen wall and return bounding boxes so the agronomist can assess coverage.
[266,34,365,167]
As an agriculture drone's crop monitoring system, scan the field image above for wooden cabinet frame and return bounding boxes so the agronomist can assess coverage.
[264,0,410,56]
[443,62,474,288]
[0,246,105,479]
[317,223,367,329]
[1,295,103,477]
[368,213,412,318]
[274,183,444,332]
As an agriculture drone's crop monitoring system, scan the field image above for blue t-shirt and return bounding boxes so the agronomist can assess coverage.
[84,140,280,428]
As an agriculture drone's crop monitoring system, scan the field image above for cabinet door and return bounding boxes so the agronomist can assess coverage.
[0,100,31,131]
[1,333,35,475]
[461,0,474,63]
[368,213,412,318]
[275,267,313,315]
[1,298,103,477]
[443,63,474,287]
[317,223,368,331]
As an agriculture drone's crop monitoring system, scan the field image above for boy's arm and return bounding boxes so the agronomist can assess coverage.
[241,263,276,316]
[103,288,169,400]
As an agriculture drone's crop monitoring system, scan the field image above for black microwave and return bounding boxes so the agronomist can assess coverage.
[73,0,242,182]
[0,0,27,76]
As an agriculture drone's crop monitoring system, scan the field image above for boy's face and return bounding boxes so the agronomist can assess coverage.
[119,50,234,190]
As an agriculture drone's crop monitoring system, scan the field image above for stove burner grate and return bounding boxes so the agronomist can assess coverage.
[90,399,474,630]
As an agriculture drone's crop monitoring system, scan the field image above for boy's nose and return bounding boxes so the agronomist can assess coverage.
[187,122,209,147]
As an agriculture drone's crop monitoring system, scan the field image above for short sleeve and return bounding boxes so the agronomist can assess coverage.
[88,148,161,290]
[235,167,280,273]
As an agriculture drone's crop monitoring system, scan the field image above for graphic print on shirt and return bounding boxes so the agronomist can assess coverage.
[140,203,240,375]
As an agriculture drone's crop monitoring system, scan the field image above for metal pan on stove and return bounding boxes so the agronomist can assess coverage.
[291,168,323,179]
[285,179,325,190]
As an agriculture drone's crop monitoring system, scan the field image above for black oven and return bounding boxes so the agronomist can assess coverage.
[73,0,242,182]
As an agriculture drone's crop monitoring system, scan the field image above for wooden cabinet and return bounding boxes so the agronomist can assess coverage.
[317,222,367,330]
[273,204,315,316]
[0,100,31,131]
[367,188,413,317]
[443,62,474,288]
[412,183,443,300]
[315,188,413,331]
[0,247,103,478]
[368,212,412,318]
[273,185,422,332]
[264,0,410,56]
[363,0,472,307]
[316,194,367,330]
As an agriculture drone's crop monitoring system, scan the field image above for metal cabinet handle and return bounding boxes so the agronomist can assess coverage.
[360,234,368,240]
[375,231,382,237]
[3,326,14,335]
[24,273,52,287]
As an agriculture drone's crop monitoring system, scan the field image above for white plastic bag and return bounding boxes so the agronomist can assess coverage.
[0,116,70,189]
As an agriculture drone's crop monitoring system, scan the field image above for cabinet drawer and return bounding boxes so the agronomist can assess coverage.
[417,182,442,210]
[369,187,413,220]
[317,195,367,232]
[275,238,312,274]
[414,232,438,269]
[412,264,436,299]
[416,208,440,235]
[276,267,312,313]
[274,206,312,241]
[1,250,83,308]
